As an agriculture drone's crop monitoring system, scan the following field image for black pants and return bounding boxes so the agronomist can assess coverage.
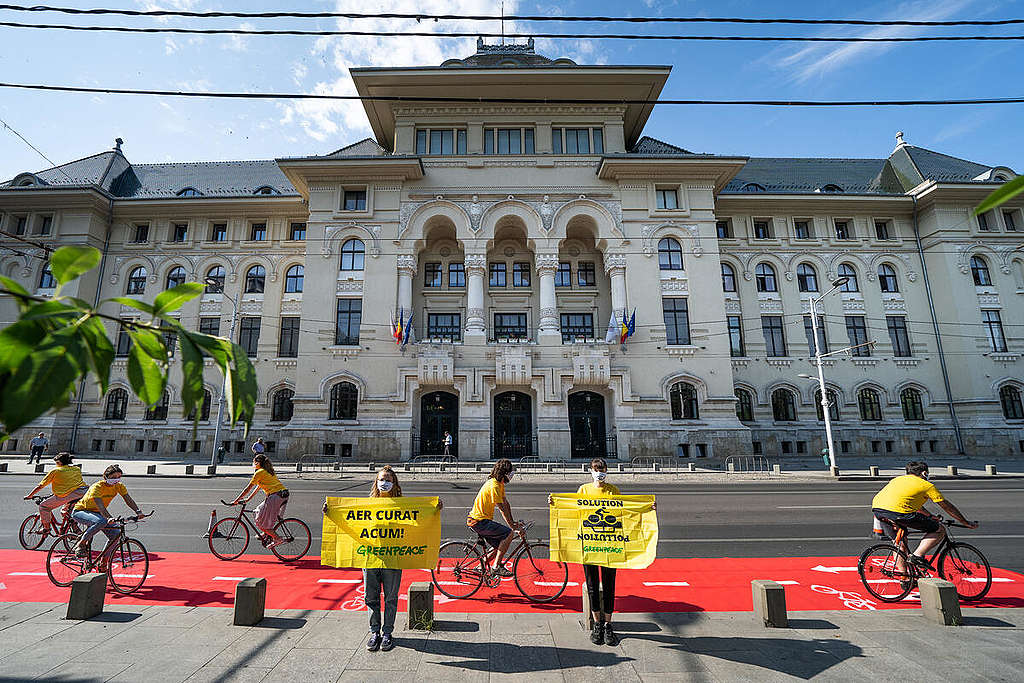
[583,565,616,616]
[30,447,44,463]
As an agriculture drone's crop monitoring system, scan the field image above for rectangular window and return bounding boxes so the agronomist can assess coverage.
[655,188,678,210]
[524,128,535,153]
[1004,211,1017,231]
[115,324,132,357]
[192,441,201,453]
[289,222,306,240]
[177,440,187,453]
[107,440,116,452]
[486,128,533,154]
[135,439,144,452]
[841,441,851,454]
[566,128,590,154]
[560,312,594,343]
[457,129,467,154]
[803,315,828,355]
[845,315,871,356]
[133,223,149,243]
[210,223,227,241]
[982,310,1008,352]
[92,439,101,452]
[323,443,336,456]
[834,220,852,240]
[552,127,602,155]
[782,441,792,454]
[249,222,267,241]
[427,313,461,342]
[794,220,811,240]
[592,128,604,153]
[416,129,427,154]
[493,313,528,341]
[555,262,572,287]
[761,315,787,357]
[448,262,465,287]
[875,220,891,240]
[343,190,367,211]
[663,298,691,346]
[278,317,300,357]
[239,317,261,357]
[753,220,771,239]
[14,215,27,235]
[198,317,220,336]
[149,440,159,453]
[489,262,506,287]
[716,220,731,239]
[512,262,531,287]
[727,315,745,357]
[424,262,442,287]
[752,441,762,455]
[886,315,912,357]
[335,298,362,345]
[552,128,562,154]
[161,324,177,359]
[419,128,464,155]
[978,212,990,231]
[37,215,53,235]
[172,222,188,242]
[577,261,596,287]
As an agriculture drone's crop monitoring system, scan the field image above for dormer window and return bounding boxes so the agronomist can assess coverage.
[484,127,535,155]
[552,127,604,155]
[176,187,201,197]
[742,183,766,192]
[416,128,467,156]
[254,186,278,195]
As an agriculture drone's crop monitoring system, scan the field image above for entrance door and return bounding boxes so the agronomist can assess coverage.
[492,391,533,459]
[568,391,607,459]
[420,391,458,457]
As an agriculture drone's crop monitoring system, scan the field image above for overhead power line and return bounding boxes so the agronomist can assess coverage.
[2,21,1023,42]
[2,81,1023,107]
[0,5,1021,27]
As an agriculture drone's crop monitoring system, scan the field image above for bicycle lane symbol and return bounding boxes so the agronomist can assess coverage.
[337,583,416,611]
[811,584,877,611]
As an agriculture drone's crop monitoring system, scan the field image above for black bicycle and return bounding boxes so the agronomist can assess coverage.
[207,499,311,562]
[858,519,991,602]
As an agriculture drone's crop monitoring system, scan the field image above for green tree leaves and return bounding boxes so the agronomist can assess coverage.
[153,282,203,316]
[49,246,101,286]
[975,175,1024,215]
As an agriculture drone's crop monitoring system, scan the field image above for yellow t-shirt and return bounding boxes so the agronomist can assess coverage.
[872,474,945,513]
[468,478,505,523]
[249,468,286,495]
[576,481,621,496]
[75,481,128,512]
[39,466,86,497]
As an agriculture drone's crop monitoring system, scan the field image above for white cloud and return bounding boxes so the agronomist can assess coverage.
[934,110,997,143]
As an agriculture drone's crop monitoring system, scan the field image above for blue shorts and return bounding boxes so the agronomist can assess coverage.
[468,518,511,548]
[872,508,941,537]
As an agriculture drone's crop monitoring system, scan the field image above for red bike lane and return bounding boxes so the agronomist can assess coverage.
[3,549,1023,613]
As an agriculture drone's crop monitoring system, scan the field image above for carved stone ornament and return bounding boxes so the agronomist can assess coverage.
[603,252,627,273]
[572,345,611,386]
[495,345,532,385]
[535,253,560,274]
[337,280,364,293]
[464,254,487,275]
[641,222,700,258]
[323,223,382,259]
[396,254,417,275]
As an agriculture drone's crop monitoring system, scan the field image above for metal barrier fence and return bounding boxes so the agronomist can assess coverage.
[725,455,776,476]
[295,454,346,475]
[629,455,674,468]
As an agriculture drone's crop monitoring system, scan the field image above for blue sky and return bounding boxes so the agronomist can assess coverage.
[1,0,1022,178]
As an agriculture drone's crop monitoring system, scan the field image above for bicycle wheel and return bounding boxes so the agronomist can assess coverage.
[938,542,992,601]
[858,543,915,602]
[513,542,568,603]
[60,517,85,552]
[271,518,312,561]
[208,517,250,560]
[432,540,486,599]
[19,514,47,550]
[46,534,88,587]
[107,539,150,595]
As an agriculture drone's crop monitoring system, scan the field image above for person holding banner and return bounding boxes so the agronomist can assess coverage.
[467,458,521,578]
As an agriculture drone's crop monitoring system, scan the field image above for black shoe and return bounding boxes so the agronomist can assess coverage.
[603,623,619,646]
[590,622,603,645]
[366,632,381,651]
[909,555,934,571]
[380,634,394,652]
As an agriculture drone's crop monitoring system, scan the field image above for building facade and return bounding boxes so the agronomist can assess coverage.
[2,42,1022,461]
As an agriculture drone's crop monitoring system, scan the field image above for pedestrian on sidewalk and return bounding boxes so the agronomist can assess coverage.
[28,433,49,464]
[251,438,266,456]
[23,452,88,535]
[230,454,288,548]
[442,431,452,457]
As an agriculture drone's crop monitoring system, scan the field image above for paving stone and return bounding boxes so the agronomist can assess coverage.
[695,651,802,683]
[639,673,718,683]
[203,628,308,670]
[342,632,427,671]
[618,632,713,674]
[43,659,133,681]
[183,666,272,683]
[266,647,352,683]
[0,639,95,680]
[0,620,78,656]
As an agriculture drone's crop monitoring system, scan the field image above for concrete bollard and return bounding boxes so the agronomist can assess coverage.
[869,466,880,477]
[751,580,788,628]
[772,463,782,475]
[407,581,433,629]
[947,465,958,476]
[830,466,840,477]
[986,464,997,476]
[368,463,376,472]
[207,465,217,475]
[184,464,195,475]
[476,464,484,473]
[653,463,661,472]
[34,463,45,473]
[687,462,695,472]
[617,464,624,472]
[0,462,8,472]
[67,573,107,620]
[547,463,554,473]
[146,464,156,475]
[403,464,411,472]
[918,578,962,626]
[727,462,735,473]
[439,464,446,472]
[233,578,266,626]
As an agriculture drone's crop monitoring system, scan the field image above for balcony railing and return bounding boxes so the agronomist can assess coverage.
[489,434,538,460]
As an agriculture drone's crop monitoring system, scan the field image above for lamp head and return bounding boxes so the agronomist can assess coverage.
[830,277,850,288]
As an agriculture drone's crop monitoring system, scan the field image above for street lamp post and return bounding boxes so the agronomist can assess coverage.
[802,277,849,473]
[206,278,240,470]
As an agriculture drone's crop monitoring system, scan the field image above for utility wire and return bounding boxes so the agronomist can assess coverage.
[1,21,1023,42]
[2,81,1024,107]
[0,5,1020,27]
[0,116,74,182]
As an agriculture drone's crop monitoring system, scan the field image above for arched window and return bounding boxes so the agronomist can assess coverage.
[165,266,186,289]
[814,389,840,422]
[970,256,992,286]
[245,265,265,294]
[205,265,226,293]
[658,238,683,271]
[735,388,753,422]
[669,382,699,420]
[284,265,304,293]
[187,390,212,422]
[901,388,925,421]
[771,389,797,422]
[104,388,128,420]
[253,185,278,195]
[721,263,737,292]
[176,187,201,197]
[272,388,295,422]
[329,381,358,420]
[144,391,169,421]
[797,263,819,292]
[1001,385,1024,420]
[755,263,777,292]
[821,184,844,193]
[39,266,57,289]
[838,263,859,292]
[742,183,766,192]
[878,264,899,293]
[126,266,147,295]
[340,239,365,271]
[858,388,883,421]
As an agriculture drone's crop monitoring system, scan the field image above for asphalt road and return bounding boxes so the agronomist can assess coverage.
[3,475,1022,571]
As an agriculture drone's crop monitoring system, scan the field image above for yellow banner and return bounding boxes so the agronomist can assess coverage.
[321,496,441,570]
[549,493,658,569]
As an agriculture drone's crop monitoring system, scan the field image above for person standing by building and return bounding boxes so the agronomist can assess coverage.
[28,433,49,464]
[442,431,453,457]
[251,438,266,457]
[23,452,88,536]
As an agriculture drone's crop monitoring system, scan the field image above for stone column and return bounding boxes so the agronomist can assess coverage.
[605,252,628,321]
[536,253,560,341]
[464,253,486,339]
[396,254,416,315]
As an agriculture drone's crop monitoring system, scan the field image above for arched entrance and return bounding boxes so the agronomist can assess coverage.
[492,391,533,459]
[568,391,608,459]
[420,391,458,457]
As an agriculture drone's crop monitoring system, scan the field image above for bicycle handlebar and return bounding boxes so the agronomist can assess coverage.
[221,499,242,506]
[29,495,47,504]
[943,520,977,528]
[113,510,154,524]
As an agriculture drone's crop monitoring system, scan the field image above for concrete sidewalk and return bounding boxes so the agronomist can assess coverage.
[1,601,1021,682]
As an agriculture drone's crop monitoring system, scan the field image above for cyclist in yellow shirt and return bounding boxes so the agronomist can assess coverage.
[230,454,289,548]
[23,452,88,536]
[467,458,521,577]
[72,464,146,556]
[872,461,977,569]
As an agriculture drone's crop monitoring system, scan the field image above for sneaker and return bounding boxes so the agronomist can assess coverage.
[602,623,619,646]
[590,622,603,645]
[490,566,512,578]
[380,634,394,652]
[267,539,285,549]
[909,555,934,571]
[366,632,381,651]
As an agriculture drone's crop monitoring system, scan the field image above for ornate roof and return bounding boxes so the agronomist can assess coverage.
[440,38,577,68]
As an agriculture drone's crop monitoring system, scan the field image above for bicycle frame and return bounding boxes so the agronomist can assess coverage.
[220,500,271,541]
[891,524,955,567]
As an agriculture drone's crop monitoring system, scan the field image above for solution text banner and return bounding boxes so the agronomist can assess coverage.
[549,493,658,569]
[321,496,441,570]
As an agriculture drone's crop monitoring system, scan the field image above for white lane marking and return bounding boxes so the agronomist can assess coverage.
[775,581,800,585]
[535,581,579,586]
[8,572,47,576]
[111,574,153,579]
[778,505,863,509]
[212,576,248,581]
[965,577,1012,583]
[643,581,690,587]
[812,565,858,573]
[318,578,361,584]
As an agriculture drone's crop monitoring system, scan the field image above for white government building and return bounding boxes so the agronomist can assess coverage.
[2,40,1022,462]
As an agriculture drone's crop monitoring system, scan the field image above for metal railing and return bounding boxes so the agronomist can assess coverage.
[629,454,674,468]
[295,454,346,475]
[489,435,538,460]
[570,435,618,460]
[725,455,776,476]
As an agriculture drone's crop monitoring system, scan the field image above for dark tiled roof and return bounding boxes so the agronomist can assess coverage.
[722,157,904,195]
[323,138,388,158]
[628,136,694,156]
[2,151,126,191]
[903,145,992,182]
[112,160,299,199]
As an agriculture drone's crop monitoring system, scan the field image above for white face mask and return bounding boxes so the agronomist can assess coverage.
[591,470,607,482]
[505,472,514,482]
[376,480,394,493]
[105,477,122,485]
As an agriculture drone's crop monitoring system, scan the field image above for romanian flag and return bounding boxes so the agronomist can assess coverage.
[619,309,636,345]
[392,308,403,346]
